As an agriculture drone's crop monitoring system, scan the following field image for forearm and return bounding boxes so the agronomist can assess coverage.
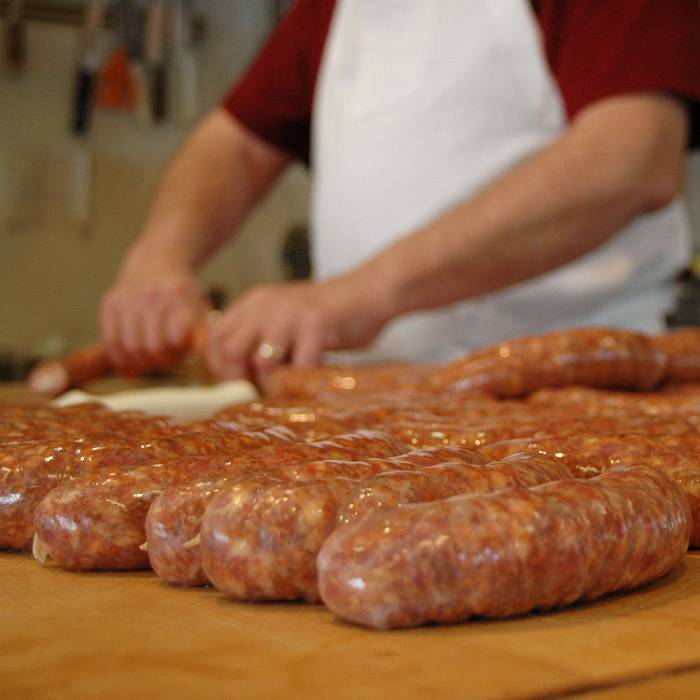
[360,94,689,319]
[121,108,289,277]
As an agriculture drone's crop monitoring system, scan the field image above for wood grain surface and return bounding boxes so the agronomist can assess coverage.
[577,668,700,699]
[2,552,700,700]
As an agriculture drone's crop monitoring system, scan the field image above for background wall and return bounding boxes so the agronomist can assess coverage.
[688,154,700,239]
[0,1,311,361]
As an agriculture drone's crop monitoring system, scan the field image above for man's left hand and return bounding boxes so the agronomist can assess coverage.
[202,273,391,384]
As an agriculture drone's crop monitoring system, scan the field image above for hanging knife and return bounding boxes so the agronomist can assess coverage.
[145,0,168,123]
[72,0,107,135]
[6,0,26,73]
[167,0,198,123]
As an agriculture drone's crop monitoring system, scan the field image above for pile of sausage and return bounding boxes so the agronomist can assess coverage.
[4,326,700,630]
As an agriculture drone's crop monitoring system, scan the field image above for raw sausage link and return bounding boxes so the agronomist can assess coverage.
[655,327,700,383]
[146,445,482,586]
[317,466,690,629]
[480,434,700,546]
[27,343,110,397]
[263,362,438,400]
[627,454,700,546]
[1,438,155,551]
[200,454,570,602]
[526,384,700,416]
[480,433,700,464]
[335,455,570,526]
[1,425,298,551]
[33,431,408,570]
[385,413,696,450]
[430,328,667,397]
[212,397,531,437]
[32,456,251,570]
[0,404,179,444]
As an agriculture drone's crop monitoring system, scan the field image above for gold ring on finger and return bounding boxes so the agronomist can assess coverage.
[256,341,286,361]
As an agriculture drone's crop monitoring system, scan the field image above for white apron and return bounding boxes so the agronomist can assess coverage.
[311,0,691,362]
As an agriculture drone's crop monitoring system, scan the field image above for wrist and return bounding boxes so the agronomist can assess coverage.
[354,254,406,323]
[119,235,193,283]
[332,260,401,329]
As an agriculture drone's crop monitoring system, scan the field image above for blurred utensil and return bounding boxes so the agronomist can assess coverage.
[121,0,152,123]
[167,0,198,123]
[96,0,139,111]
[6,0,26,73]
[145,0,167,123]
[72,0,107,135]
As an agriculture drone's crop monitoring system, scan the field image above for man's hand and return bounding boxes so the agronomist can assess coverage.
[98,109,289,377]
[203,272,391,383]
[100,263,210,376]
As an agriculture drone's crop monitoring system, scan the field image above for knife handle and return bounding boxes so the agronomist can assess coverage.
[6,0,26,71]
[72,69,97,135]
[151,63,168,122]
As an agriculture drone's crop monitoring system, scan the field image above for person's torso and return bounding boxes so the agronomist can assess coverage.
[311,0,690,361]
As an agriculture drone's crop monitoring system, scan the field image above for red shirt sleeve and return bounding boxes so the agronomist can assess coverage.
[534,0,700,148]
[221,0,336,164]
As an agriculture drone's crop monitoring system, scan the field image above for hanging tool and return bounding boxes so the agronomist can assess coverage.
[70,0,107,232]
[145,0,168,123]
[96,49,136,111]
[72,0,107,135]
[117,0,152,126]
[6,0,26,73]
[96,0,139,111]
[167,0,198,124]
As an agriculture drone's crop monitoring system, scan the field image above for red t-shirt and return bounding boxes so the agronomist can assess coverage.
[223,0,700,164]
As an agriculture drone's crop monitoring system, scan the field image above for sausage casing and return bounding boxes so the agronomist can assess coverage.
[200,454,570,602]
[431,328,667,397]
[264,362,437,400]
[655,327,700,383]
[2,425,298,552]
[33,431,408,571]
[480,433,700,546]
[33,456,252,569]
[146,445,482,586]
[317,466,690,629]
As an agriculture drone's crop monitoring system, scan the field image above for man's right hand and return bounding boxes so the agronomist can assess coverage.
[100,263,209,377]
[98,109,290,377]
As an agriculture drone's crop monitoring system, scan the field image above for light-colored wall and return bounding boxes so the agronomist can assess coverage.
[687,154,700,250]
[0,1,311,358]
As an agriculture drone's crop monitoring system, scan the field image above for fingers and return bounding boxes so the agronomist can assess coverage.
[252,326,294,376]
[292,316,324,368]
[100,294,143,376]
[100,295,124,370]
[100,276,207,377]
[202,279,382,383]
[141,301,182,370]
[121,306,150,372]
[205,308,258,381]
[204,309,324,385]
[166,299,208,352]
[250,338,292,391]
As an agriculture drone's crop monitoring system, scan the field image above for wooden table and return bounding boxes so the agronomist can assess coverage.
[3,552,700,699]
